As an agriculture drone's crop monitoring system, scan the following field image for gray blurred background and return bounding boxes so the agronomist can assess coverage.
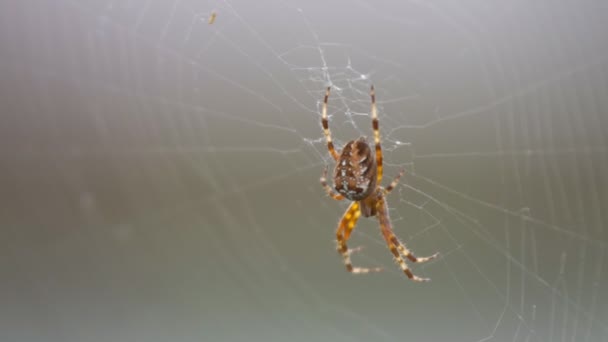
[1,1,607,341]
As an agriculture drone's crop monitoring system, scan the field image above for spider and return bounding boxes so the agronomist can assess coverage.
[319,85,439,282]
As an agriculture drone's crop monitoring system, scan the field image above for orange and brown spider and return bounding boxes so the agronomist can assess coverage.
[319,86,439,282]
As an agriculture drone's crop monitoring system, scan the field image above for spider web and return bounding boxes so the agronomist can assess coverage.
[1,1,607,341]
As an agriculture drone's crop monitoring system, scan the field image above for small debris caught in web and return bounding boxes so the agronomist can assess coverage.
[208,11,217,25]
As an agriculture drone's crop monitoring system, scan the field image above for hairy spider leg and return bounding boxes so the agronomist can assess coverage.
[376,192,438,281]
[322,87,340,161]
[385,169,405,193]
[336,201,382,274]
[370,85,383,184]
[320,166,344,200]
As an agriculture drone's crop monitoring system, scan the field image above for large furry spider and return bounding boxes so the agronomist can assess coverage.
[319,86,439,282]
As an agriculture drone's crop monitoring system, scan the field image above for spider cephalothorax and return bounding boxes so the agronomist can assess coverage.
[319,86,439,282]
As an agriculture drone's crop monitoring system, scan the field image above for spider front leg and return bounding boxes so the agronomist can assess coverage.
[336,202,382,274]
[370,85,384,184]
[375,192,439,282]
[322,87,340,161]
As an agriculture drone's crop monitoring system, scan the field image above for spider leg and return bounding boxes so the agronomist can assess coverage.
[385,169,405,193]
[375,192,438,282]
[370,85,383,184]
[320,166,344,200]
[322,86,340,161]
[336,201,383,274]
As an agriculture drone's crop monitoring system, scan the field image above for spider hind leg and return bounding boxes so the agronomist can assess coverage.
[336,202,382,274]
[376,192,438,282]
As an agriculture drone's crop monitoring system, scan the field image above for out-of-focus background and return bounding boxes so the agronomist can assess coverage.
[1,1,607,341]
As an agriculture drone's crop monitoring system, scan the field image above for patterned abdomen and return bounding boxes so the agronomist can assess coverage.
[333,137,377,201]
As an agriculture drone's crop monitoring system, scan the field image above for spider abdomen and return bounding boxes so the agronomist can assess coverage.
[333,137,377,201]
